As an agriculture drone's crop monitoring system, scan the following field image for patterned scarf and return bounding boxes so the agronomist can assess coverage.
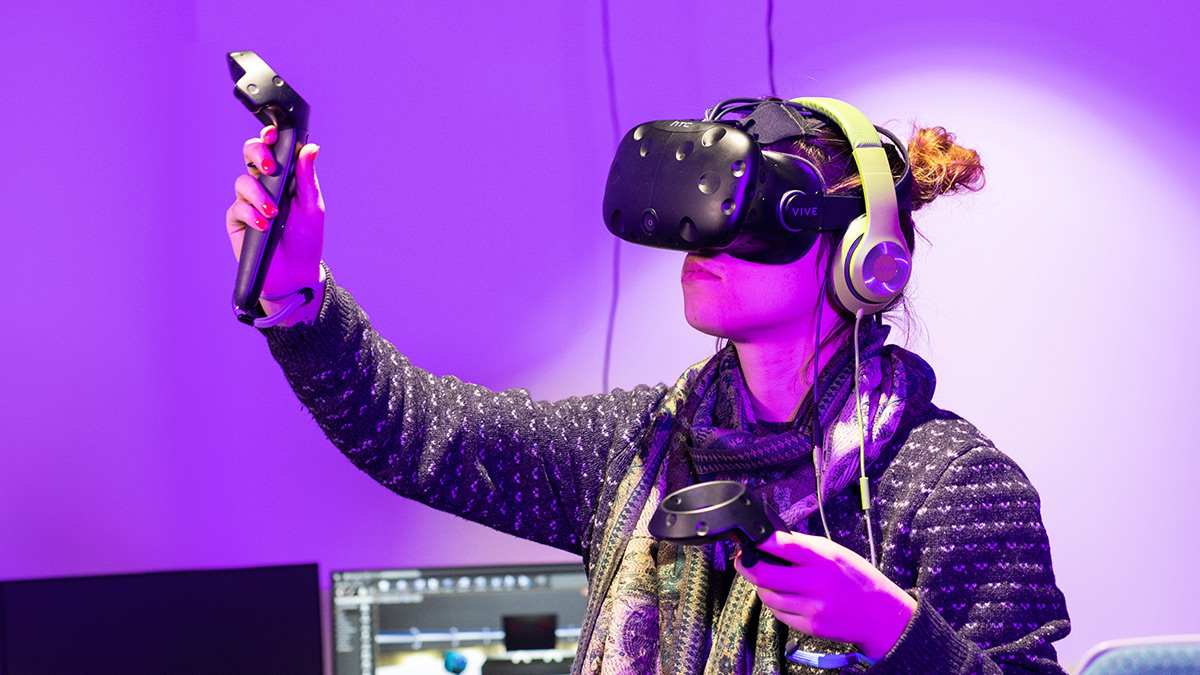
[577,324,914,675]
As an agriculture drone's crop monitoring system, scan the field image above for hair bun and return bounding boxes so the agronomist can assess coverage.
[906,127,985,211]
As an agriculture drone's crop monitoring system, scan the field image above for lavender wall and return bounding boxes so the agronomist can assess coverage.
[2,0,1196,669]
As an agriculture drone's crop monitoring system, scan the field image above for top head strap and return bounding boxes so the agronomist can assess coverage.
[737,102,828,145]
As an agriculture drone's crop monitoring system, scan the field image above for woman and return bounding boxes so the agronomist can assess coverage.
[226,98,1070,674]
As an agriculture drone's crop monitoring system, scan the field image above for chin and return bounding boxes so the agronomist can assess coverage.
[686,318,726,340]
[683,304,735,341]
[682,285,767,343]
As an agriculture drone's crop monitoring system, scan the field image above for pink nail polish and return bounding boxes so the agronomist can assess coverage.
[262,158,276,174]
[262,202,278,218]
[254,216,270,231]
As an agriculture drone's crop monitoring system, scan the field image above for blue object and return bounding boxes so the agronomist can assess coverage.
[786,648,875,669]
[1078,636,1200,675]
[444,651,468,674]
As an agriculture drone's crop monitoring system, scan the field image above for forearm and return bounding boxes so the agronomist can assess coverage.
[869,595,1068,675]
[259,271,667,553]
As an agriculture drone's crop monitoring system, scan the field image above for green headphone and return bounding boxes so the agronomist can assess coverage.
[790,97,912,316]
[602,96,913,316]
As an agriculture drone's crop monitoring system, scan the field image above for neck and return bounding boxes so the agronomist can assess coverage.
[733,304,845,423]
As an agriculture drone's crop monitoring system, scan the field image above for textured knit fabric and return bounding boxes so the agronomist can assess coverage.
[579,324,917,675]
[685,321,905,526]
[263,273,1071,675]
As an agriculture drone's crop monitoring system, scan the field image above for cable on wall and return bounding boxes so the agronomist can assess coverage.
[600,0,622,393]
[598,0,779,392]
[767,0,777,97]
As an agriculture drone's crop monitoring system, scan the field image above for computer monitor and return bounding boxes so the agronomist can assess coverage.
[332,563,588,675]
[0,563,322,675]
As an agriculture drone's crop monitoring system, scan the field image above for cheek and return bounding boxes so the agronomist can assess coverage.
[682,281,756,336]
[683,282,726,334]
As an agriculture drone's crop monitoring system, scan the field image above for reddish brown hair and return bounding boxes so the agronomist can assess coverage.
[769,122,986,347]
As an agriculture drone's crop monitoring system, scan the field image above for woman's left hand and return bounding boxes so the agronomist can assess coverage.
[734,531,917,660]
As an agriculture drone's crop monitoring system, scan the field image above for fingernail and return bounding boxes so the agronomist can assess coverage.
[262,202,278,218]
[254,216,270,231]
[262,158,276,174]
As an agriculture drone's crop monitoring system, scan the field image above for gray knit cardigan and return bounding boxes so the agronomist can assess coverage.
[263,275,1071,674]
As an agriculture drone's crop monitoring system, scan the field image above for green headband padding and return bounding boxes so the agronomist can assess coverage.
[788,97,898,225]
[787,96,909,314]
[787,94,902,230]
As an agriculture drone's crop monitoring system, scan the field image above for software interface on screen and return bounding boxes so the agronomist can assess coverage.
[332,563,589,675]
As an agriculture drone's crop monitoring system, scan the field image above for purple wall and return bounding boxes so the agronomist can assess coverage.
[2,0,1197,669]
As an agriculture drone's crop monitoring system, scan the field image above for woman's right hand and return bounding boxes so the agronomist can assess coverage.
[225,125,325,326]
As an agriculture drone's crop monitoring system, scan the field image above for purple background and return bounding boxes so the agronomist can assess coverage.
[2,0,1197,669]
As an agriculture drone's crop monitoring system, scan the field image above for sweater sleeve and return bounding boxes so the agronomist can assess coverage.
[869,445,1071,675]
[261,272,669,555]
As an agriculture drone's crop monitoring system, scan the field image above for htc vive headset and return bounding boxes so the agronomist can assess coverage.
[601,97,914,316]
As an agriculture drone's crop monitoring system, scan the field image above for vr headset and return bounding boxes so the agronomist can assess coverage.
[601,97,914,316]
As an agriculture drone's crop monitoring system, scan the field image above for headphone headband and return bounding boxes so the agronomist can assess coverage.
[791,97,912,315]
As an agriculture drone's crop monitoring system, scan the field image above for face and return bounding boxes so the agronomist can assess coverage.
[682,250,827,344]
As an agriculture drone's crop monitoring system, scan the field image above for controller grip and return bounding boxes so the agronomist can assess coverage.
[227,50,310,318]
[649,481,792,566]
[735,540,792,567]
[233,124,308,313]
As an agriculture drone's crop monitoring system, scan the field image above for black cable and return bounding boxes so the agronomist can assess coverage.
[707,98,765,121]
[766,0,777,97]
[600,0,621,393]
[600,0,622,145]
[602,240,621,394]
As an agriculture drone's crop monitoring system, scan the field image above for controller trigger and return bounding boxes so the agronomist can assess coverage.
[740,547,761,567]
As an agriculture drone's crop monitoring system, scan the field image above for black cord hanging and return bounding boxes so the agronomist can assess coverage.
[600,0,622,394]
[767,0,777,97]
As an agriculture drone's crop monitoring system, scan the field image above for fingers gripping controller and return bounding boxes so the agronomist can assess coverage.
[649,481,791,566]
[227,51,311,322]
[652,481,885,670]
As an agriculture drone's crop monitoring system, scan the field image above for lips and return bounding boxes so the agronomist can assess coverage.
[682,256,721,282]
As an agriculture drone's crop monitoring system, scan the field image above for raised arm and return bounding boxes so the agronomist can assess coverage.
[226,128,673,554]
[260,278,669,554]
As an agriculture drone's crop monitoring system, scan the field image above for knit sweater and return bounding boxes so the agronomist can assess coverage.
[264,275,1070,674]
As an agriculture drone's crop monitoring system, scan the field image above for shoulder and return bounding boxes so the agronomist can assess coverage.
[875,338,1039,510]
[649,353,719,419]
[898,415,998,467]
[887,415,1043,523]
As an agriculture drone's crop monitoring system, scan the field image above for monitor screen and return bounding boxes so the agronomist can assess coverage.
[332,563,588,675]
[0,563,322,675]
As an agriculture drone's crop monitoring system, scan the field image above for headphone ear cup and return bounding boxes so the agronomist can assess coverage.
[831,214,912,316]
[831,215,869,315]
[786,97,914,317]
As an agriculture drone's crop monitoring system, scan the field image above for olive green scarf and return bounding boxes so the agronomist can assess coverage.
[577,326,911,674]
